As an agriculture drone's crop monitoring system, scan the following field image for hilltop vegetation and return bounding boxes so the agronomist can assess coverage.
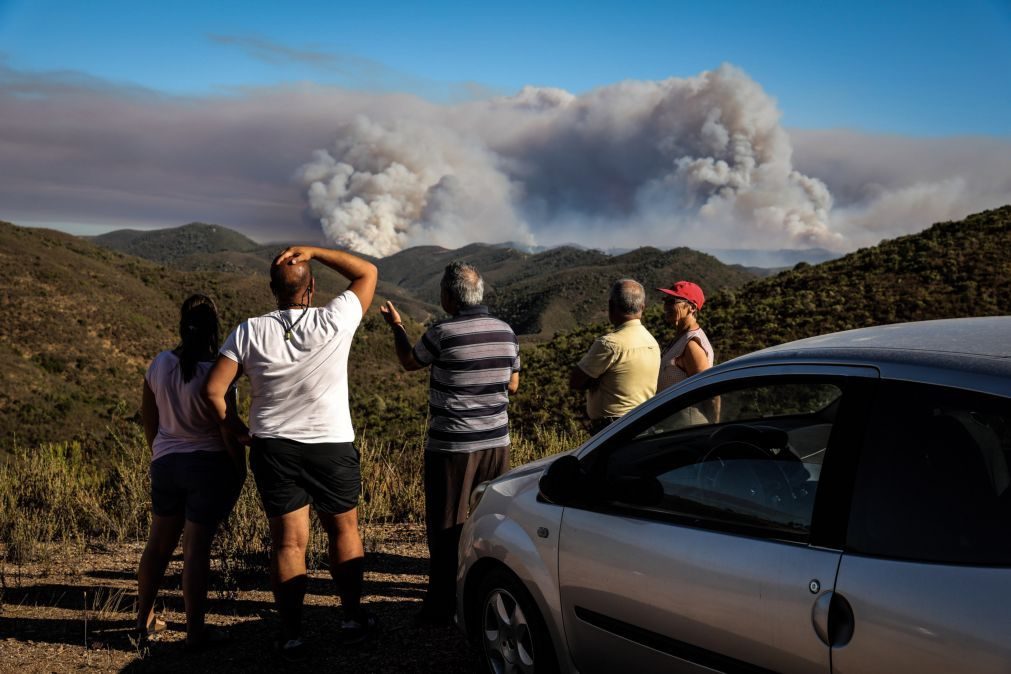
[490,245,755,335]
[93,222,263,266]
[2,206,1009,450]
[702,205,1011,360]
[0,222,276,452]
[0,222,428,451]
[510,205,1011,432]
[374,240,755,335]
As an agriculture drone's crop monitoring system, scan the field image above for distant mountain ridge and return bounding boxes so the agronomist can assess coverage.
[509,205,1011,434]
[93,222,261,264]
[2,205,1009,451]
[91,223,760,335]
[701,247,842,268]
[699,205,1011,360]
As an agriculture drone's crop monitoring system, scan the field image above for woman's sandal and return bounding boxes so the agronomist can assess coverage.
[137,616,168,644]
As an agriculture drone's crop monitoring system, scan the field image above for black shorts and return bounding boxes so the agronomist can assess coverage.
[150,450,242,526]
[249,436,361,518]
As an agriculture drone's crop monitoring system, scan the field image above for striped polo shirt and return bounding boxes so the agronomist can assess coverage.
[412,305,520,453]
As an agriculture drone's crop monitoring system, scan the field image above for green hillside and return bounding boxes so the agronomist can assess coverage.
[702,205,1011,360]
[93,222,262,265]
[0,222,269,451]
[6,205,1009,453]
[91,226,758,336]
[0,222,429,452]
[490,246,756,336]
[375,242,756,336]
[509,205,1011,434]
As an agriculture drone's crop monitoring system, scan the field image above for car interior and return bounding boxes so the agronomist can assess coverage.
[595,382,843,537]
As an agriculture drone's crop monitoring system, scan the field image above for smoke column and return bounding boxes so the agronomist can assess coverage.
[298,64,841,255]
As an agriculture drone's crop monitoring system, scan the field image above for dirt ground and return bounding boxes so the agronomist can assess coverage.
[0,525,483,673]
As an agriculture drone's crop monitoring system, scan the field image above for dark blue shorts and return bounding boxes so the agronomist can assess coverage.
[250,437,360,518]
[150,450,242,526]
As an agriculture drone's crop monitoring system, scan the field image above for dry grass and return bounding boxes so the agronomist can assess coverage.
[0,424,585,583]
[0,417,585,671]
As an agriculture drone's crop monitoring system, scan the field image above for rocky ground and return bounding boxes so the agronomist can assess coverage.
[0,525,482,673]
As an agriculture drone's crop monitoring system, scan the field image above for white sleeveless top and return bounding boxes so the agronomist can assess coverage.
[145,350,227,461]
[657,328,714,392]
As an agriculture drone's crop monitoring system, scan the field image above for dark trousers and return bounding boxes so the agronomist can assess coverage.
[423,445,509,618]
[588,416,620,435]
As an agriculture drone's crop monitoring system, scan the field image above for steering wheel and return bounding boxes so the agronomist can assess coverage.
[695,440,797,511]
[708,424,797,460]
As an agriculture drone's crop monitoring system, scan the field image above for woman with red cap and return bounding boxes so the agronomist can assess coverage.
[657,281,714,392]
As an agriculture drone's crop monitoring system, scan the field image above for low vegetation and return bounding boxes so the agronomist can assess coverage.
[0,426,586,584]
[1,205,1009,585]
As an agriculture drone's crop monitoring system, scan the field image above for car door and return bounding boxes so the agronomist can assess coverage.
[832,380,1011,674]
[557,365,877,674]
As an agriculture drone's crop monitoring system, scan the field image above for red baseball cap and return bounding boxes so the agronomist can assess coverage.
[657,281,705,310]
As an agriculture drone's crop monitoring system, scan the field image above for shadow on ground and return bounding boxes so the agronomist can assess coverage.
[0,549,481,673]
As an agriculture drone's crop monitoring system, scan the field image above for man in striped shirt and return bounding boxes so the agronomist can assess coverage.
[381,262,520,625]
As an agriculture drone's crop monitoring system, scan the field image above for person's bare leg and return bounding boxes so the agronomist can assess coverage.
[320,508,365,621]
[269,506,311,641]
[136,514,185,631]
[181,519,217,644]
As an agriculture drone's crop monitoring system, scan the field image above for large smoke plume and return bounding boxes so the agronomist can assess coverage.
[298,65,841,255]
[2,59,1009,254]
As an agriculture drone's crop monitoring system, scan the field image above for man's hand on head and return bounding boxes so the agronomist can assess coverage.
[274,246,316,266]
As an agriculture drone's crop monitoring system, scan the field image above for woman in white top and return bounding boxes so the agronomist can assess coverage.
[656,281,715,390]
[136,294,244,648]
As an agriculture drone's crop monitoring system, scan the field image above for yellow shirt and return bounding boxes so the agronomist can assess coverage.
[577,319,660,420]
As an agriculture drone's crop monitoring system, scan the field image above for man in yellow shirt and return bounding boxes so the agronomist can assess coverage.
[570,279,661,433]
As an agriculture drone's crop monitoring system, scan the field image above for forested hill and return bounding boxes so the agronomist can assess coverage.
[92,222,263,267]
[0,222,423,452]
[702,204,1011,360]
[378,241,757,336]
[0,222,269,452]
[510,205,1011,433]
[92,224,759,337]
[3,206,1008,451]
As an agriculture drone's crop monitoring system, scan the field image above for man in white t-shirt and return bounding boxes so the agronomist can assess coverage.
[204,245,377,655]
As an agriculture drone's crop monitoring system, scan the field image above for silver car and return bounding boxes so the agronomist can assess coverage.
[457,317,1011,674]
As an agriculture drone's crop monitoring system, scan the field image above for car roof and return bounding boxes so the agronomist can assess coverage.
[724,317,1011,378]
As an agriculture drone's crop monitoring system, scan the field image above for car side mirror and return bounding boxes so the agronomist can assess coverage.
[603,475,664,507]
[539,456,665,508]
[538,455,588,505]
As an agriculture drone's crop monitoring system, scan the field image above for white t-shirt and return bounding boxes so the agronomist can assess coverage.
[219,290,363,443]
[145,351,227,461]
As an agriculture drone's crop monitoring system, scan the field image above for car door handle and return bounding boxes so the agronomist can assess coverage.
[811,591,855,647]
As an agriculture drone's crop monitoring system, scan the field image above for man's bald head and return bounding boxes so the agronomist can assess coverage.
[270,260,314,307]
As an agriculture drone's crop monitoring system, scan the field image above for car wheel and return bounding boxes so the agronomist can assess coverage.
[476,568,558,674]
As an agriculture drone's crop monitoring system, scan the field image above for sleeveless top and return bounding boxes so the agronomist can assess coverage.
[145,350,227,461]
[657,327,714,392]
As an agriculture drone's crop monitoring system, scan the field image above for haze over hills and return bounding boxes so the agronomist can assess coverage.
[2,206,1009,451]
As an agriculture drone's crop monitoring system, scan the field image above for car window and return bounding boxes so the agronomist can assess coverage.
[639,382,841,447]
[601,379,845,541]
[847,381,1011,566]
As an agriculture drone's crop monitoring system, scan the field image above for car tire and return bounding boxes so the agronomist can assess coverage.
[475,567,558,674]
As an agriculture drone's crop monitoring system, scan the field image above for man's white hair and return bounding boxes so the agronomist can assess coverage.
[442,262,484,307]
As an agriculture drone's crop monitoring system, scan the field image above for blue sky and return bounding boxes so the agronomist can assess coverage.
[2,0,1010,136]
[1,0,1010,251]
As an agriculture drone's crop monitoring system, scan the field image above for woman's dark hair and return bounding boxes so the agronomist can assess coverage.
[177,294,220,383]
